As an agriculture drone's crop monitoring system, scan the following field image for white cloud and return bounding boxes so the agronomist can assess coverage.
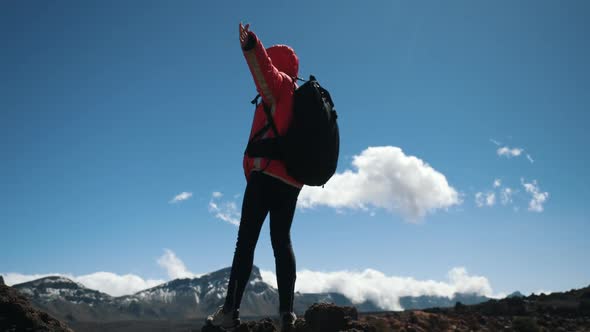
[493,292,508,299]
[486,193,496,206]
[489,138,502,146]
[3,263,494,310]
[475,192,495,207]
[298,146,460,221]
[260,270,277,288]
[2,272,164,297]
[74,273,164,296]
[209,192,241,226]
[3,249,201,296]
[475,192,484,207]
[526,154,535,163]
[521,179,549,212]
[475,176,553,210]
[262,267,494,311]
[500,187,513,205]
[169,192,193,203]
[4,251,496,310]
[157,249,197,279]
[497,146,523,158]
[491,140,534,163]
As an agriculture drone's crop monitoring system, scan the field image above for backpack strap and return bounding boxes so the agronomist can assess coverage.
[249,94,279,139]
[249,122,272,143]
[245,94,283,161]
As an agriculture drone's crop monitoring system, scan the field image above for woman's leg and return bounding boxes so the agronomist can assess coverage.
[268,177,301,313]
[224,172,269,311]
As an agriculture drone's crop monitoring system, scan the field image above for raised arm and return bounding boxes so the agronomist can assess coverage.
[239,23,285,107]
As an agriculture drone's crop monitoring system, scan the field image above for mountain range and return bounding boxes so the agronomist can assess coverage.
[5,270,590,332]
[9,265,489,323]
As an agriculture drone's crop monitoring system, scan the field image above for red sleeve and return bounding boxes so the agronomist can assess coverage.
[242,32,285,107]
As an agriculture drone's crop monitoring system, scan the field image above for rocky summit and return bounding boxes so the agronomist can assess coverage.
[0,280,73,332]
[201,286,590,332]
[202,303,375,332]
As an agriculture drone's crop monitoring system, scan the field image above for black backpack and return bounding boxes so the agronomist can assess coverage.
[246,75,340,186]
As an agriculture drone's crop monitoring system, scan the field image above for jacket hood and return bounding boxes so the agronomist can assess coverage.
[266,45,299,79]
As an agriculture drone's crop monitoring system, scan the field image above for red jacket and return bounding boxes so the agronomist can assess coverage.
[242,31,303,189]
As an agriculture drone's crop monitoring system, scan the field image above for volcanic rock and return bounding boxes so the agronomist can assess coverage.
[201,303,375,332]
[301,302,372,332]
[202,317,278,332]
[0,281,73,332]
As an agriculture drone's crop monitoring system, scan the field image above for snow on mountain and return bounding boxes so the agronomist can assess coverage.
[10,265,488,322]
[13,276,114,305]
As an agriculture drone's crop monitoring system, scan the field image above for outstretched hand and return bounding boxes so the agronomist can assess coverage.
[239,22,251,49]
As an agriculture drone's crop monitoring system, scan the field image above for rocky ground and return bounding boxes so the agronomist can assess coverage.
[0,276,74,332]
[202,303,375,332]
[202,286,590,332]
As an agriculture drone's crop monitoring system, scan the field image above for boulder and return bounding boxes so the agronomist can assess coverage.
[299,303,374,332]
[302,303,347,331]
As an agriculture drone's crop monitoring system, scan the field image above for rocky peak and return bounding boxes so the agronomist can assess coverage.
[0,280,74,331]
[12,276,114,305]
[202,265,261,280]
[0,275,4,286]
[16,276,84,290]
[507,291,525,298]
[251,265,262,278]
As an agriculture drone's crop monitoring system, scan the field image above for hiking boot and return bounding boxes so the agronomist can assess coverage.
[279,311,297,331]
[206,306,240,329]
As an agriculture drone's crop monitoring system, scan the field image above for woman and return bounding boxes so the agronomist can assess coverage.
[206,23,302,331]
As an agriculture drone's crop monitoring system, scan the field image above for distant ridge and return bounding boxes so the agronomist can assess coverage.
[11,265,489,323]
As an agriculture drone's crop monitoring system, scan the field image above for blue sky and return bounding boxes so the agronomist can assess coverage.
[1,1,589,303]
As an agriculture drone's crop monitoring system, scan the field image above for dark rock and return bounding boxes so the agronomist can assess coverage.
[200,304,378,332]
[298,303,375,332]
[202,318,277,332]
[343,320,376,332]
[0,275,4,286]
[303,303,357,331]
[200,324,221,332]
[478,314,487,325]
[512,316,541,332]
[0,282,73,331]
[238,318,277,332]
[508,291,526,298]
[454,301,467,313]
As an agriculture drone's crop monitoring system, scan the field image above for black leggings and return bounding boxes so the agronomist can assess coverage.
[224,171,301,313]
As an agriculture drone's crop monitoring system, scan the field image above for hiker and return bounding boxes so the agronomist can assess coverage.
[206,23,302,331]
